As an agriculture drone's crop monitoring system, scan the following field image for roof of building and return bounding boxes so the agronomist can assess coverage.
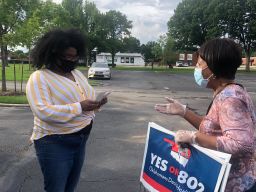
[97,52,143,57]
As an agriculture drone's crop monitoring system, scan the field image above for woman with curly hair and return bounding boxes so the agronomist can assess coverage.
[26,29,107,192]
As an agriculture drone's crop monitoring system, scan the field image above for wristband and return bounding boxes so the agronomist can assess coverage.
[182,104,187,117]
[192,132,197,144]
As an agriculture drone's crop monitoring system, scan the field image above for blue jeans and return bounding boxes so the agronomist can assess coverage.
[34,132,89,192]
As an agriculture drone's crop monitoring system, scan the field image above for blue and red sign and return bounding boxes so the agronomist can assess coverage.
[140,123,231,192]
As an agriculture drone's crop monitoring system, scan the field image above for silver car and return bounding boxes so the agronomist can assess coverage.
[88,62,111,80]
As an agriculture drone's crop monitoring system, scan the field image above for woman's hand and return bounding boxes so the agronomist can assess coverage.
[99,97,108,107]
[80,99,100,111]
[175,130,197,144]
[155,97,187,116]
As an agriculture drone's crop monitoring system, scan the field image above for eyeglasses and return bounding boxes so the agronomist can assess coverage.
[62,54,79,61]
[196,62,208,70]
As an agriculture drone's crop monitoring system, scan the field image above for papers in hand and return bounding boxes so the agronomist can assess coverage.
[96,91,111,102]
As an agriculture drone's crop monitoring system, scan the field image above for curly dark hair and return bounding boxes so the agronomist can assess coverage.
[198,38,242,80]
[32,28,86,69]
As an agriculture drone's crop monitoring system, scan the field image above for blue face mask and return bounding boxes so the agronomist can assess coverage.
[194,67,209,88]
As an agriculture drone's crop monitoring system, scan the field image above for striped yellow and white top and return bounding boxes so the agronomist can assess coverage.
[26,69,95,141]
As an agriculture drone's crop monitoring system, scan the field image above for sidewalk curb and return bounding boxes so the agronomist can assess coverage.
[0,103,29,107]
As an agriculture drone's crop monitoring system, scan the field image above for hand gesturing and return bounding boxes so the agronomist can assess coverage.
[155,97,186,116]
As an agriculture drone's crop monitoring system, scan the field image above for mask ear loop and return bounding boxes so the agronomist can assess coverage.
[204,65,216,80]
[207,73,215,80]
[202,66,208,71]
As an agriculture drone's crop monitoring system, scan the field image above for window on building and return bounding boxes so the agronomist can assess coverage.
[107,56,117,63]
[121,57,124,63]
[126,57,129,63]
[130,57,134,63]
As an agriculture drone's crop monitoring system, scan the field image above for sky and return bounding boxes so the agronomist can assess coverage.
[53,0,182,44]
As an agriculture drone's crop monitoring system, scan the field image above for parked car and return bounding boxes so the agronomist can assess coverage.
[88,62,111,80]
[175,61,183,67]
[176,61,189,67]
[182,62,189,67]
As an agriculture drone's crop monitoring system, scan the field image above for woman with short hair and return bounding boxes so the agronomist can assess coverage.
[155,38,256,192]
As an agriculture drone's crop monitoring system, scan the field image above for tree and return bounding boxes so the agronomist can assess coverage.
[120,36,141,53]
[212,0,256,71]
[141,42,155,63]
[61,0,84,28]
[157,35,168,65]
[104,10,132,67]
[167,0,221,51]
[141,41,162,69]
[9,2,60,68]
[151,43,162,62]
[61,0,104,65]
[82,1,104,65]
[164,36,178,66]
[168,0,256,71]
[0,0,39,91]
[10,50,27,59]
[140,41,162,69]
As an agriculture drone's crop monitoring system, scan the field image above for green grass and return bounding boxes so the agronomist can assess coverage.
[237,66,256,75]
[0,95,28,104]
[1,64,255,81]
[112,65,195,73]
[0,64,33,81]
[0,63,96,104]
[0,64,255,104]
[0,64,100,83]
[113,65,256,74]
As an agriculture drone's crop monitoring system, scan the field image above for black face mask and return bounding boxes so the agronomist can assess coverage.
[57,58,78,73]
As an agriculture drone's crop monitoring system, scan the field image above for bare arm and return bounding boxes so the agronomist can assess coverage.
[182,109,217,149]
[183,109,204,130]
[195,132,217,150]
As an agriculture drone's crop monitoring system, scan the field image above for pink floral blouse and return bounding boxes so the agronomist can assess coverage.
[199,84,256,192]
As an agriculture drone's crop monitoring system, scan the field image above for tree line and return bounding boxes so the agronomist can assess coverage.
[168,0,256,72]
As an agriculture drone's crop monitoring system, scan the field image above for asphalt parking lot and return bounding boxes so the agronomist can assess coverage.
[0,70,255,192]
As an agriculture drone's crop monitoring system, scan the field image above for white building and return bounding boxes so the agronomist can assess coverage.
[96,52,145,66]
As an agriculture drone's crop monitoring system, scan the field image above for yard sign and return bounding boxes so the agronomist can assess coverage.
[140,122,231,192]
